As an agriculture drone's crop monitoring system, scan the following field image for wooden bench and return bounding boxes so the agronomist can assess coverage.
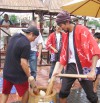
[39,49,51,66]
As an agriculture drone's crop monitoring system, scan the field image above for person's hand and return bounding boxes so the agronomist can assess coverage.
[87,70,96,81]
[33,86,40,95]
[5,25,9,29]
[28,76,39,95]
[52,70,61,77]
[53,49,58,53]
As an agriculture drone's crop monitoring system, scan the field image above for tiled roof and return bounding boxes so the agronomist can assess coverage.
[44,0,72,13]
[0,0,48,11]
[0,0,73,13]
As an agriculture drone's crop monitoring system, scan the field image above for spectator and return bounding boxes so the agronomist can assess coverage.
[29,33,43,79]
[0,14,13,49]
[29,21,43,79]
[91,26,96,35]
[46,25,64,81]
[93,32,100,93]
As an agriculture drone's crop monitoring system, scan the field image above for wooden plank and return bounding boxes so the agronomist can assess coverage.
[57,74,88,79]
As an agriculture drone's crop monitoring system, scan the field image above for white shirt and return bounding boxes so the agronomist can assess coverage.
[56,32,61,50]
[1,20,11,37]
[68,31,76,63]
[30,33,43,51]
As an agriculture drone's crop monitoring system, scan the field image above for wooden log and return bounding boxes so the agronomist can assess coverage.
[46,62,60,96]
[57,74,88,79]
[29,86,57,103]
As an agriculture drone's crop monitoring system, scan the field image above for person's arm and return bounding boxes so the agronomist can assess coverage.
[0,24,9,28]
[37,43,43,64]
[53,63,64,76]
[57,64,64,73]
[9,20,13,25]
[46,33,55,51]
[0,19,13,28]
[21,58,39,94]
[49,45,58,53]
[20,45,31,77]
[20,58,31,78]
[87,55,98,80]
[80,26,100,80]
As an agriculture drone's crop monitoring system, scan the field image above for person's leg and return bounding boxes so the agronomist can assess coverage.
[59,77,76,103]
[79,80,98,103]
[1,94,9,103]
[1,79,13,103]
[15,81,29,103]
[94,67,100,93]
[94,74,100,93]
[49,62,56,78]
[21,90,29,103]
[29,51,37,79]
[59,63,77,103]
[4,36,8,50]
[59,98,68,103]
[0,36,4,50]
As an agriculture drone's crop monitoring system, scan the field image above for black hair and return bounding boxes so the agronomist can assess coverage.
[57,20,74,26]
[94,32,100,39]
[57,20,67,26]
[4,14,8,17]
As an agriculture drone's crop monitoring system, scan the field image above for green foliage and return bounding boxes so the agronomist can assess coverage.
[46,20,50,27]
[45,20,55,27]
[9,15,18,24]
[0,16,3,21]
[87,19,100,28]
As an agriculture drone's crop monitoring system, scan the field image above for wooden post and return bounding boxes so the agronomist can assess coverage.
[39,12,44,34]
[84,16,87,26]
[49,14,52,34]
[32,11,35,20]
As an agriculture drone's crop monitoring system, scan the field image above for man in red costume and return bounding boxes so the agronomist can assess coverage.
[55,11,100,103]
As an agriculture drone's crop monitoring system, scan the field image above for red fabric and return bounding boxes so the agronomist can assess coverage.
[60,25,100,69]
[46,32,56,53]
[46,32,67,53]
[2,79,28,97]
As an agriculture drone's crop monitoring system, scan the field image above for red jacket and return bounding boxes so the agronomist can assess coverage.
[46,32,66,53]
[60,25,100,69]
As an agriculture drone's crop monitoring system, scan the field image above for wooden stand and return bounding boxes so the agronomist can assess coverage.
[28,87,57,103]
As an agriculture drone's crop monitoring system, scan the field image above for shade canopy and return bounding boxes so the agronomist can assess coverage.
[61,0,100,18]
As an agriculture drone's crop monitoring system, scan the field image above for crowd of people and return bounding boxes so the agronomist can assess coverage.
[0,11,100,103]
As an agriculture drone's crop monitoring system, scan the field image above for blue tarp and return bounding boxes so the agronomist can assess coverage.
[0,77,16,94]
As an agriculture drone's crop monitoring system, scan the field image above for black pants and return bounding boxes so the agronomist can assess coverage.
[59,63,98,103]
[49,61,56,78]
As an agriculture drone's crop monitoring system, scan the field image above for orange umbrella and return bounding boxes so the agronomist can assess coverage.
[61,0,100,18]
